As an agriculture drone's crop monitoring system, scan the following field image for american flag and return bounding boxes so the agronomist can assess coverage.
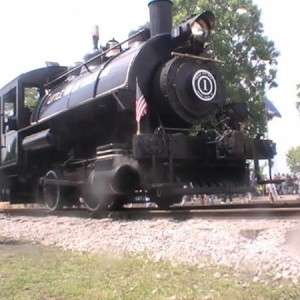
[135,80,147,123]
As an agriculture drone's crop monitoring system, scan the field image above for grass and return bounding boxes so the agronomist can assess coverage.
[0,240,299,300]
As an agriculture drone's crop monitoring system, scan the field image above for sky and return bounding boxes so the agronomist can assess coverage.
[252,0,300,174]
[0,0,299,174]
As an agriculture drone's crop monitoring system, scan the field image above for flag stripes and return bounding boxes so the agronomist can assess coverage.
[135,81,147,123]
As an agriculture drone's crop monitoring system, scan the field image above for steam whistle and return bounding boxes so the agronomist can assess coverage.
[92,25,99,49]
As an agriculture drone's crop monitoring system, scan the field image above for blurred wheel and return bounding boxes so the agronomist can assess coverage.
[43,170,63,211]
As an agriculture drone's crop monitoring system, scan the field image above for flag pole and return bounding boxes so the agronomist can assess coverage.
[266,112,272,180]
[264,97,269,139]
[136,77,140,135]
[264,96,271,180]
[137,122,141,135]
[264,95,281,181]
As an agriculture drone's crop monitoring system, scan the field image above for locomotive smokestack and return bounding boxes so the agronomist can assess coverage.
[148,0,173,37]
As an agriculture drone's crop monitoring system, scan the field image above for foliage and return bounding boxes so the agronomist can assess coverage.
[286,145,300,173]
[0,242,299,299]
[173,0,280,134]
[24,87,39,109]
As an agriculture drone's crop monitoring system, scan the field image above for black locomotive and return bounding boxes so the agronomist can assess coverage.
[0,0,276,211]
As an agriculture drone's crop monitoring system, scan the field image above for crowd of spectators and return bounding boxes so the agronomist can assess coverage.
[179,171,300,206]
[257,173,300,198]
[195,172,300,205]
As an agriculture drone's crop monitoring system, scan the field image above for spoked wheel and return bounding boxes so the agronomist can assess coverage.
[43,170,64,211]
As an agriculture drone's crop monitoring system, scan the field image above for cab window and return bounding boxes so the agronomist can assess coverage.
[24,86,40,110]
[3,88,16,132]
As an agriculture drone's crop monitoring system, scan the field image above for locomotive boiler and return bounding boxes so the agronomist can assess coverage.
[0,0,276,211]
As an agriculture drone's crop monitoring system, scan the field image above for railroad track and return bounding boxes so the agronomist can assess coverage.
[1,195,300,220]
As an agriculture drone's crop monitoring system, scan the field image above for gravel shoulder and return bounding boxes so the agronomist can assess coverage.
[1,210,300,284]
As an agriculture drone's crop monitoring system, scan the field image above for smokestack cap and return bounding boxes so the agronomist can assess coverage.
[148,0,173,5]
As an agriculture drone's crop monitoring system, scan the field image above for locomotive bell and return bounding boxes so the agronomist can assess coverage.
[105,38,121,58]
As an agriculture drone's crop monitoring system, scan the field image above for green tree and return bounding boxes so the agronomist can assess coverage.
[286,145,300,173]
[24,87,39,109]
[173,0,280,134]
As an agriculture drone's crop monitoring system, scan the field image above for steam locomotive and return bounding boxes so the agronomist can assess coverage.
[0,0,276,211]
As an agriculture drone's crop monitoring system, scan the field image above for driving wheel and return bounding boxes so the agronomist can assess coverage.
[43,170,64,211]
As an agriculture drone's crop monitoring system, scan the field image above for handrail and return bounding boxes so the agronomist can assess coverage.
[45,29,148,89]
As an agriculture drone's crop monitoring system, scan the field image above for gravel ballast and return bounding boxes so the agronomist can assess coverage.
[1,213,300,284]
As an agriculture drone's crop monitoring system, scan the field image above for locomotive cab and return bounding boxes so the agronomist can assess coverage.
[0,66,67,202]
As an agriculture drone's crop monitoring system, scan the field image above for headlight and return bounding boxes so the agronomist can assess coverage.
[172,11,215,43]
[191,20,209,42]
